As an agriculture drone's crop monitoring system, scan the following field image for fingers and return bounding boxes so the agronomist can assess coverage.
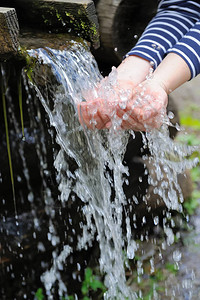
[78,99,164,131]
[78,100,110,130]
[116,108,146,131]
[77,81,168,132]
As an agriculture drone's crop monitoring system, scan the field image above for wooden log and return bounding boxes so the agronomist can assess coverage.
[95,0,157,65]
[18,29,89,51]
[0,7,19,57]
[2,0,100,49]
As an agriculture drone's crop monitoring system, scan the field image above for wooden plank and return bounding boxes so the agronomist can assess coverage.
[0,7,19,57]
[9,0,100,48]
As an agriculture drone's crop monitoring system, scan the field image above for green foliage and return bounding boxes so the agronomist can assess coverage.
[175,109,200,215]
[35,288,45,300]
[64,296,75,300]
[178,131,200,215]
[34,267,106,300]
[180,114,200,130]
[165,263,178,274]
[176,133,200,147]
[81,267,106,298]
[191,166,200,182]
[183,197,199,215]
[18,47,37,83]
[130,259,179,300]
[179,104,200,131]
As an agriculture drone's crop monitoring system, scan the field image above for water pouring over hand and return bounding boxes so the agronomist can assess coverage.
[78,77,168,131]
[78,52,191,132]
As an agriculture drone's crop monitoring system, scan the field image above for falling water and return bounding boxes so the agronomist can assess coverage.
[5,41,198,299]
[27,42,134,299]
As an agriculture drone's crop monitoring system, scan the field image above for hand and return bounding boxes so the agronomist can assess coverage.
[78,75,136,130]
[78,55,152,130]
[115,79,168,131]
[78,77,168,131]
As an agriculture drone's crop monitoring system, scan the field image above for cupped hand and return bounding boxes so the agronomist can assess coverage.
[78,77,168,131]
[115,79,168,131]
[77,75,136,130]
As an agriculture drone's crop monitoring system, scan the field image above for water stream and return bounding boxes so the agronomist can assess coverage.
[1,42,199,299]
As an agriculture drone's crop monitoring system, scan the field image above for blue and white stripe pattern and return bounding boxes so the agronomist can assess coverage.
[127,0,200,78]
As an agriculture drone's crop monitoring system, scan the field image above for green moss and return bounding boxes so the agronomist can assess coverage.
[18,47,37,83]
[64,10,99,45]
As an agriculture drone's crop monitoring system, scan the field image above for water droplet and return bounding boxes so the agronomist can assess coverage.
[119,102,127,110]
[173,250,182,262]
[122,113,129,120]
[168,111,174,119]
[142,216,146,224]
[28,192,34,203]
[175,123,181,131]
[153,216,159,225]
[127,240,137,259]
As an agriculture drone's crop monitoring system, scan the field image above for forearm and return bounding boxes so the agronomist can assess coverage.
[116,55,152,86]
[127,1,200,70]
[152,52,191,94]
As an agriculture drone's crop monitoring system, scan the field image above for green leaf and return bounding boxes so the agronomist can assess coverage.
[191,167,200,182]
[180,115,200,130]
[176,133,200,146]
[165,263,178,274]
[35,288,45,300]
[83,297,90,300]
[65,296,75,300]
[90,279,105,291]
[85,268,93,282]
[81,282,89,295]
[184,197,199,215]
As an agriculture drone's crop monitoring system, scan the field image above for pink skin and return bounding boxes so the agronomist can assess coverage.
[78,53,191,132]
[78,79,168,131]
[113,80,168,131]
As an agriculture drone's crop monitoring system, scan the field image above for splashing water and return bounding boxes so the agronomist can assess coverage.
[25,42,199,299]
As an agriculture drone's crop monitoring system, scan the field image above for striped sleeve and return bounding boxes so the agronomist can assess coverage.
[167,20,200,78]
[127,0,200,72]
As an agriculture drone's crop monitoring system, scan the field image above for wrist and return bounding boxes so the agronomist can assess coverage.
[117,55,152,86]
[150,75,169,95]
[152,53,191,94]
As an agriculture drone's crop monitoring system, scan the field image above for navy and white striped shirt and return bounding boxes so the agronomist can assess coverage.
[127,0,200,78]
